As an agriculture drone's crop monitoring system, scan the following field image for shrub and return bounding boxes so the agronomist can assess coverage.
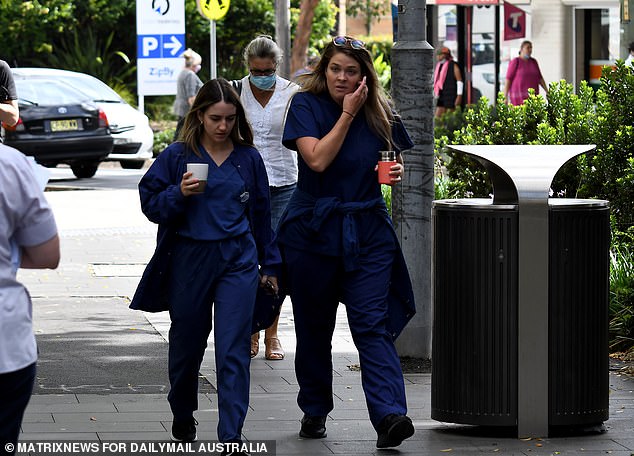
[436,66,634,351]
[609,242,634,351]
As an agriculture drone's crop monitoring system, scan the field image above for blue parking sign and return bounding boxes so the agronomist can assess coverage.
[138,34,185,59]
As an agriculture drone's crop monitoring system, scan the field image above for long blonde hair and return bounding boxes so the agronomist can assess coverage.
[300,38,395,150]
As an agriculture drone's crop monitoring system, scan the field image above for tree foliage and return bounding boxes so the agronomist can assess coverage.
[346,0,389,36]
[0,0,336,84]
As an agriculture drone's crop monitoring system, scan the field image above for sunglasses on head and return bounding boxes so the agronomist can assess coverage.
[332,36,365,50]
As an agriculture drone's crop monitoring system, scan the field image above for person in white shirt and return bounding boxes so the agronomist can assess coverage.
[0,144,60,453]
[237,35,299,361]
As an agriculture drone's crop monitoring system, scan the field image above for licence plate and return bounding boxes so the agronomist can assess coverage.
[51,119,79,132]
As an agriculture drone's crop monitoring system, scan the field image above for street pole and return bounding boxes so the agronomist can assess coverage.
[392,0,434,358]
[275,0,291,79]
[210,20,217,79]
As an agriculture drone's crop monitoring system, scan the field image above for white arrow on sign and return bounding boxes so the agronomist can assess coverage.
[164,35,183,56]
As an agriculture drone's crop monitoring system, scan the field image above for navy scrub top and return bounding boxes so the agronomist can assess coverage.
[279,91,414,256]
[177,145,250,241]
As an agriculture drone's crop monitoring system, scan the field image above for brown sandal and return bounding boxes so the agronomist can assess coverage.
[250,334,260,359]
[265,337,285,360]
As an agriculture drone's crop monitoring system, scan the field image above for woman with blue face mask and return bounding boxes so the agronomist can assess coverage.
[234,35,299,362]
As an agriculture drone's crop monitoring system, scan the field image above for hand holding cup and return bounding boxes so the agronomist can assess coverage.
[182,163,208,196]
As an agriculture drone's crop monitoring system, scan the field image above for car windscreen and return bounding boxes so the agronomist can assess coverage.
[15,79,93,106]
[63,75,123,103]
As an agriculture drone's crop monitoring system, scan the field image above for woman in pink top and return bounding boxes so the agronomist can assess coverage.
[503,40,548,105]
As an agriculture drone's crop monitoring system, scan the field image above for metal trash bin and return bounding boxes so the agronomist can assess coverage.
[431,145,610,437]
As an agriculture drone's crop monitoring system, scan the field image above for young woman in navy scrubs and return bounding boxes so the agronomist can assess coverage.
[279,36,416,449]
[131,79,280,448]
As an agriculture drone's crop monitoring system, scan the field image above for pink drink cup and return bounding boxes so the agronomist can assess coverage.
[378,151,396,185]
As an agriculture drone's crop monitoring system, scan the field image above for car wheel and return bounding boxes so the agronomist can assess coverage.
[120,160,145,170]
[71,161,100,178]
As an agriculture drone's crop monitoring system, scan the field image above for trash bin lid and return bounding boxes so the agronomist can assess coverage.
[433,198,517,210]
[433,198,608,210]
[548,198,609,209]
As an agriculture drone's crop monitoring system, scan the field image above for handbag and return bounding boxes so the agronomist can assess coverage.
[251,286,285,334]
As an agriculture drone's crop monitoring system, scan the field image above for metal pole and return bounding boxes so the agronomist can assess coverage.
[494,5,500,103]
[275,0,291,79]
[392,0,434,358]
[210,20,217,79]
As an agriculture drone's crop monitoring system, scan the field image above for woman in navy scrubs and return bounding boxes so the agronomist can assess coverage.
[279,36,416,449]
[131,79,280,448]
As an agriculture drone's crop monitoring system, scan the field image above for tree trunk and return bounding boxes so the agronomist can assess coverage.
[291,0,320,75]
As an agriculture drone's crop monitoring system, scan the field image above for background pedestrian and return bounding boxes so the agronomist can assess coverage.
[236,35,299,361]
[0,59,19,129]
[173,48,204,141]
[433,47,464,117]
[503,40,548,105]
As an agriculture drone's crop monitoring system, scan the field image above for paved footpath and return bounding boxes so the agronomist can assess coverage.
[15,189,634,455]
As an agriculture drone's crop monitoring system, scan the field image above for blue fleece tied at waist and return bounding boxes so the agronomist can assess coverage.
[293,190,385,271]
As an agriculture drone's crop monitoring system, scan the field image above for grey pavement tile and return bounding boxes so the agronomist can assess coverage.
[50,411,174,423]
[324,439,451,455]
[96,432,170,441]
[253,383,300,393]
[616,439,634,450]
[242,420,303,433]
[110,400,173,412]
[24,402,117,413]
[248,398,301,411]
[18,433,99,440]
[243,408,302,421]
[261,437,334,455]
[77,393,166,403]
[20,413,54,423]
[21,421,166,433]
[27,394,79,405]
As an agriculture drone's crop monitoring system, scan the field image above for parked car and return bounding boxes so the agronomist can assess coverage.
[11,68,153,169]
[1,77,113,178]
[471,61,509,104]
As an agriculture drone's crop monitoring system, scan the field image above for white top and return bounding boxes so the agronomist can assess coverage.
[0,145,58,374]
[625,53,633,68]
[240,75,299,187]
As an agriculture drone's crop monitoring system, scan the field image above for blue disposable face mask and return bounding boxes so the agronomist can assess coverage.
[250,74,276,90]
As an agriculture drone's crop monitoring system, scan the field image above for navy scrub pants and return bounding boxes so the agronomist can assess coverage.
[0,362,36,454]
[283,245,408,429]
[166,234,259,443]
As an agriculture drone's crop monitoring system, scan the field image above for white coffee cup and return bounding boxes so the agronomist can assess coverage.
[186,163,208,193]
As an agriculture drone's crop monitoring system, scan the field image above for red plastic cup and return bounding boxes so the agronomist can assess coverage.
[378,150,396,185]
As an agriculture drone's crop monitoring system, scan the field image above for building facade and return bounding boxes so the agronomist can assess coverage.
[347,0,633,103]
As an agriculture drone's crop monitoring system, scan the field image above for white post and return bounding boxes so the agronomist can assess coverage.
[210,20,217,79]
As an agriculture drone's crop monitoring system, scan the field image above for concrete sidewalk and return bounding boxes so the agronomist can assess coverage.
[16,190,634,455]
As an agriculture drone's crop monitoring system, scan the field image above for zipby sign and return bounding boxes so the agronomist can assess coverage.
[197,0,230,21]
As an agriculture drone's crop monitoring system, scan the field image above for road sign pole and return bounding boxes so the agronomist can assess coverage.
[210,20,217,79]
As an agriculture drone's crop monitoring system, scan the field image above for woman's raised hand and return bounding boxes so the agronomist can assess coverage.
[343,76,367,116]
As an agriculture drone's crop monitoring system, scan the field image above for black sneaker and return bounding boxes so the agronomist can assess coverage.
[376,414,414,448]
[299,414,327,438]
[171,417,198,442]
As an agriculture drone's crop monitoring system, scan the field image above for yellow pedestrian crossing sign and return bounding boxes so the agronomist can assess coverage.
[197,0,230,21]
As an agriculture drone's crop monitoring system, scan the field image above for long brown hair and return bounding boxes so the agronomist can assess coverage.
[299,38,395,150]
[179,78,254,157]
